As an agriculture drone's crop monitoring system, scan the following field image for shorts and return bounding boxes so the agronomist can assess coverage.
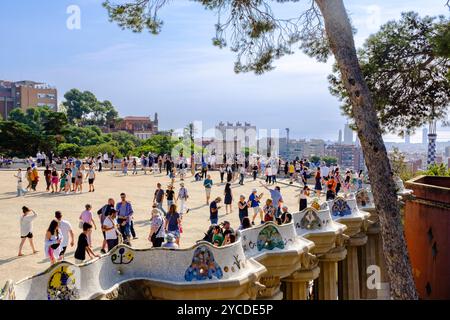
[205,188,212,197]
[88,178,94,185]
[21,232,33,239]
[168,230,180,239]
[51,177,59,184]
[252,206,261,215]
[102,231,106,239]
[71,177,76,184]
[59,246,67,256]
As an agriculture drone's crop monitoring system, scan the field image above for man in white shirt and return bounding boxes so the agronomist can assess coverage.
[103,152,109,165]
[55,211,74,261]
[320,163,330,180]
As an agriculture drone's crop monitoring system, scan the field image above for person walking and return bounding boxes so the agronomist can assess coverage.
[132,158,138,175]
[14,169,27,197]
[50,167,59,193]
[79,204,96,246]
[177,182,189,215]
[314,167,322,197]
[226,165,232,183]
[203,174,213,205]
[297,186,310,211]
[75,167,83,193]
[334,168,342,195]
[252,164,258,181]
[18,206,38,256]
[166,184,175,211]
[219,165,225,183]
[224,183,233,215]
[249,189,264,226]
[357,170,364,190]
[44,220,63,265]
[87,165,96,192]
[44,165,52,192]
[74,223,99,264]
[148,207,165,248]
[260,182,283,218]
[165,204,181,246]
[102,209,119,252]
[97,198,116,253]
[116,193,134,245]
[209,197,222,225]
[237,195,250,225]
[55,211,74,261]
[288,162,295,184]
[153,183,166,215]
[30,165,39,191]
[239,165,245,185]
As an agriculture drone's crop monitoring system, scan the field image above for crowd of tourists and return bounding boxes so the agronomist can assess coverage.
[12,151,367,267]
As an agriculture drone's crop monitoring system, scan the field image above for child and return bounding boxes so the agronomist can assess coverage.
[14,169,27,197]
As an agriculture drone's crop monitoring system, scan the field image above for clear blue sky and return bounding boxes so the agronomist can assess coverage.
[1,0,448,142]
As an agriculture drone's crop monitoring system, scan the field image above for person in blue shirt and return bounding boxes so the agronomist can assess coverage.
[116,193,134,245]
[209,197,222,225]
[203,175,213,205]
[260,182,283,218]
[249,189,264,225]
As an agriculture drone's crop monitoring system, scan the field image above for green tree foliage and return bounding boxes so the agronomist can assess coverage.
[309,155,321,164]
[81,143,122,158]
[134,134,178,155]
[0,121,40,158]
[3,107,68,155]
[56,143,82,157]
[417,163,450,177]
[321,156,337,166]
[389,148,414,181]
[62,89,119,126]
[329,12,450,135]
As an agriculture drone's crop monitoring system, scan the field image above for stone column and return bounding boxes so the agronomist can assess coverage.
[317,246,347,300]
[283,266,320,300]
[258,276,283,300]
[358,222,379,299]
[339,232,367,300]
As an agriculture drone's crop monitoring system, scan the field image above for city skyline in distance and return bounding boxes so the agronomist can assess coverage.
[0,0,448,142]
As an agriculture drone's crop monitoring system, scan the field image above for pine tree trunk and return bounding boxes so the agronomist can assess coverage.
[315,0,418,300]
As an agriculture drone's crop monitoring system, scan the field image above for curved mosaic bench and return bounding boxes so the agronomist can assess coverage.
[292,207,347,255]
[327,195,371,237]
[0,240,266,300]
[238,222,315,299]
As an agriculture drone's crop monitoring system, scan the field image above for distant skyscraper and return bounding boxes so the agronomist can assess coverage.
[405,133,411,144]
[344,122,353,145]
[422,127,428,145]
[338,130,342,144]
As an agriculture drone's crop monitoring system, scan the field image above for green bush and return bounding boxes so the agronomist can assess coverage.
[81,143,122,158]
[57,143,82,157]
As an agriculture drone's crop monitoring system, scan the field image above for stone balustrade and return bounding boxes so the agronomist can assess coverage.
[1,190,403,301]
[0,240,266,300]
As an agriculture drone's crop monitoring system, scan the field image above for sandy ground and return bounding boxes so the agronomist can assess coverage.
[0,169,313,286]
